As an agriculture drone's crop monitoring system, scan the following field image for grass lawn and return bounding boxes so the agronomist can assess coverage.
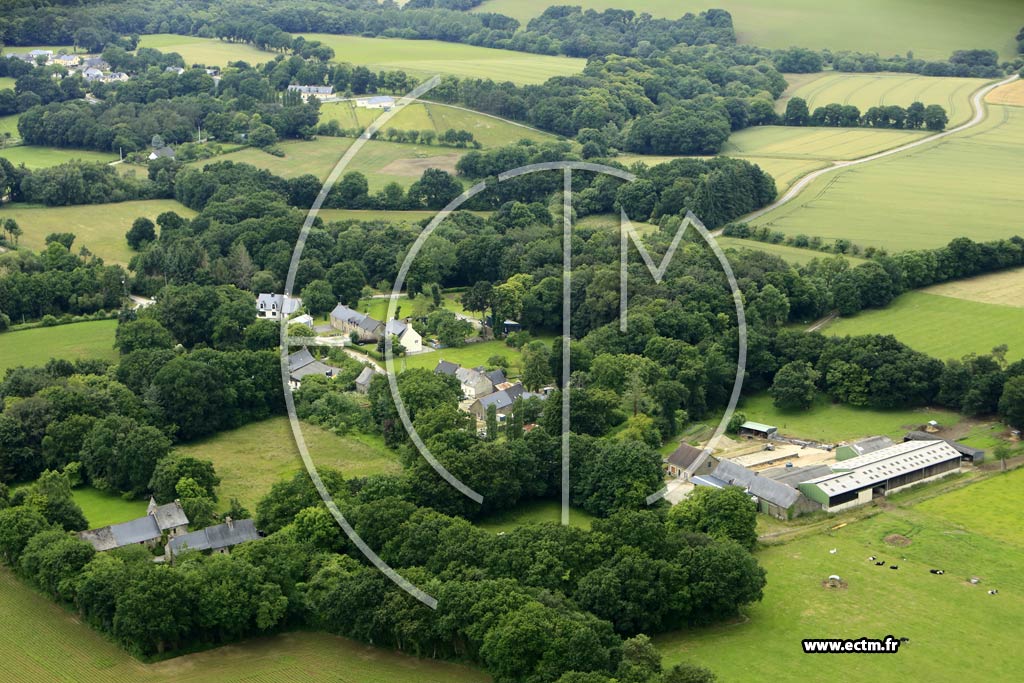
[716,237,865,266]
[752,104,1024,252]
[0,77,15,90]
[300,33,586,85]
[777,73,992,126]
[0,569,486,683]
[397,338,552,375]
[921,267,1024,307]
[0,320,117,375]
[0,115,20,144]
[656,470,1024,682]
[319,101,553,148]
[358,293,470,322]
[2,199,197,264]
[189,137,462,190]
[0,146,117,169]
[736,391,962,443]
[824,292,1024,362]
[173,416,401,513]
[475,500,597,532]
[72,487,148,528]
[137,34,276,67]
[474,0,1024,60]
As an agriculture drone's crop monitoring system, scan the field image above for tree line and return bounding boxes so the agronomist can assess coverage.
[781,98,948,131]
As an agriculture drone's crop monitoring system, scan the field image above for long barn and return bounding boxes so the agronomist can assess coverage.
[798,440,961,512]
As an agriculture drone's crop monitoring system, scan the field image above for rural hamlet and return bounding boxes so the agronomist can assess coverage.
[0,1,1021,682]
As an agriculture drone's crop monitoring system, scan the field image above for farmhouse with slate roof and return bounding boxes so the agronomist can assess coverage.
[166,518,262,562]
[78,500,189,552]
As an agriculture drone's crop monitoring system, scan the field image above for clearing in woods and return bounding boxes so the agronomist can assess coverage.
[776,73,992,126]
[0,320,118,375]
[715,237,865,266]
[656,467,1024,682]
[185,137,460,189]
[473,0,1023,60]
[0,145,117,168]
[299,33,585,85]
[0,568,485,683]
[71,487,149,528]
[318,101,553,148]
[750,104,1024,252]
[2,199,197,265]
[136,34,277,67]
[920,267,1024,307]
[823,292,1024,363]
[172,416,401,513]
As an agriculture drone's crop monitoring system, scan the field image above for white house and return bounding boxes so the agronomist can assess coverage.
[386,319,423,354]
[257,293,302,320]
[287,84,334,101]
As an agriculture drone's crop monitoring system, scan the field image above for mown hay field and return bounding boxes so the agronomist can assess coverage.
[921,267,1024,307]
[136,34,277,67]
[0,320,118,375]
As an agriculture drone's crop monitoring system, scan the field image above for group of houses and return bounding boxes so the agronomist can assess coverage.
[433,360,548,423]
[330,303,423,354]
[4,50,130,82]
[667,426,984,520]
[77,498,261,562]
[287,84,335,101]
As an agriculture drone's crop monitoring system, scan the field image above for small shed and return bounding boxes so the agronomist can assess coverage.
[665,443,707,479]
[739,421,778,439]
[354,366,375,394]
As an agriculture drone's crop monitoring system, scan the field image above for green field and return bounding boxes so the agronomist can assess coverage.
[0,320,117,375]
[189,137,461,190]
[2,199,197,264]
[778,73,992,126]
[137,34,275,67]
[300,33,585,85]
[0,77,15,90]
[173,416,401,512]
[319,101,553,148]
[475,500,597,532]
[753,104,1024,252]
[316,209,488,224]
[0,115,19,144]
[824,291,1024,362]
[736,391,961,443]
[359,292,470,323]
[658,468,1024,682]
[72,487,148,528]
[716,237,865,266]
[474,0,1024,60]
[397,338,553,375]
[0,146,117,169]
[0,568,486,683]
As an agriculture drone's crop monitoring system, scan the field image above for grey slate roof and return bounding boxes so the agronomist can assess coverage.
[385,319,408,336]
[355,366,375,386]
[110,516,161,546]
[713,460,757,488]
[330,304,384,334]
[435,360,460,376]
[288,84,334,95]
[288,347,316,371]
[150,146,176,159]
[761,464,833,488]
[747,475,802,508]
[291,360,337,381]
[666,443,704,469]
[258,293,301,316]
[147,499,188,531]
[168,519,260,556]
[484,369,507,385]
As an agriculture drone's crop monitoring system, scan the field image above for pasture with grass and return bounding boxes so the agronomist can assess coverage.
[658,470,1024,682]
[0,319,117,375]
[0,146,117,169]
[823,292,1024,363]
[172,416,401,513]
[71,487,148,528]
[300,33,586,85]
[136,34,275,67]
[2,199,197,265]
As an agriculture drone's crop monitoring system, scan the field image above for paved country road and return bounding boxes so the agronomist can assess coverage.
[734,73,1020,226]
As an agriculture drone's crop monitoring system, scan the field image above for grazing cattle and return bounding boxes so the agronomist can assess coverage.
[929,569,945,575]
[890,565,899,570]
[899,637,910,643]
[875,561,885,566]
[988,590,999,595]
[829,548,837,554]
[868,556,876,561]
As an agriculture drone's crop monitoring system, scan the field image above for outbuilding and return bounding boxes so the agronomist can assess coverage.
[738,421,778,439]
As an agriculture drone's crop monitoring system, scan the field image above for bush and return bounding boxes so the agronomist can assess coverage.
[40,315,58,327]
